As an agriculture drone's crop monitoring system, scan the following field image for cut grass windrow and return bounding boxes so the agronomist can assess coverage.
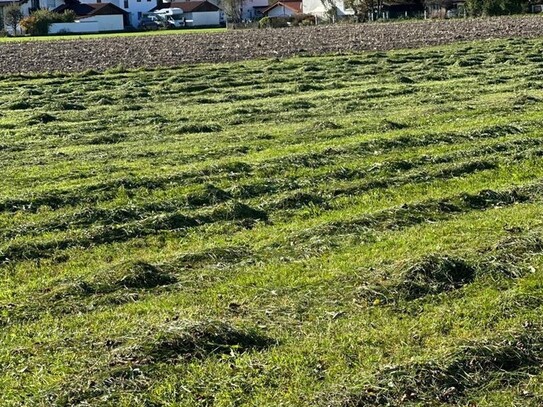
[0,245,251,326]
[3,191,543,328]
[345,324,543,406]
[358,228,543,305]
[3,137,541,242]
[0,202,267,264]
[0,124,525,214]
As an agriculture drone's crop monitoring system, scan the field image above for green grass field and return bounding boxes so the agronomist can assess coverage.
[0,27,225,42]
[1,37,543,406]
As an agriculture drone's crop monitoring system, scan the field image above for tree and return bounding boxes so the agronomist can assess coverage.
[220,0,243,25]
[321,0,339,21]
[344,0,375,21]
[20,9,76,35]
[464,0,527,16]
[4,4,23,35]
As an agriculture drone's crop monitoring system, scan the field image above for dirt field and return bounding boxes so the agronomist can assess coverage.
[2,16,543,74]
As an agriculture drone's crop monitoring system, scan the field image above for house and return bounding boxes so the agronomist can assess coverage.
[20,0,64,16]
[302,0,353,19]
[425,0,464,18]
[381,0,424,19]
[203,0,268,21]
[51,2,128,32]
[154,1,222,26]
[263,0,301,17]
[239,0,268,20]
[11,0,155,28]
[85,0,157,27]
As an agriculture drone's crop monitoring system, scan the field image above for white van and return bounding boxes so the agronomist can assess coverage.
[154,8,185,28]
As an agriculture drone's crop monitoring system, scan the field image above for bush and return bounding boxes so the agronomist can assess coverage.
[20,10,76,36]
[258,16,270,28]
[270,17,290,27]
[465,0,528,16]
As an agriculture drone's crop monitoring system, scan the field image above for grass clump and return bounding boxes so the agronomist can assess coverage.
[209,201,268,223]
[346,325,543,406]
[185,184,232,207]
[140,321,274,362]
[175,123,223,134]
[113,261,178,290]
[360,255,476,304]
[26,112,56,124]
[86,132,126,145]
[51,261,177,297]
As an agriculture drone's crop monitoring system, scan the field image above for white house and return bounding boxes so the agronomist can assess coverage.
[85,0,156,27]
[51,2,127,32]
[302,0,353,18]
[263,0,301,17]
[240,0,268,20]
[20,0,64,16]
[205,0,267,21]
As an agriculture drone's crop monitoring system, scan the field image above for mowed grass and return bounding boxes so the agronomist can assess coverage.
[0,27,225,42]
[1,37,543,406]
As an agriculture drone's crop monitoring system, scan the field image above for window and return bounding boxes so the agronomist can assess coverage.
[124,0,128,7]
[138,11,142,19]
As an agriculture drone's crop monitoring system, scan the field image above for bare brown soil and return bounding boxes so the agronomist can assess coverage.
[2,16,543,74]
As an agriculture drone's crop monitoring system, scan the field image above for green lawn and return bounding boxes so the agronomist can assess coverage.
[0,27,225,42]
[1,37,543,406]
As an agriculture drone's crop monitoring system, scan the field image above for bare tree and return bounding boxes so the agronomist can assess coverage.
[321,0,339,21]
[4,4,23,35]
[344,0,375,21]
[220,0,243,25]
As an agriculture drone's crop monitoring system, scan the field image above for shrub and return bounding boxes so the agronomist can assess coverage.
[258,16,270,28]
[20,10,76,36]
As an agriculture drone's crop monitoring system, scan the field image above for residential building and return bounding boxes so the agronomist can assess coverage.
[83,0,157,27]
[302,0,353,18]
[52,2,128,32]
[262,0,301,17]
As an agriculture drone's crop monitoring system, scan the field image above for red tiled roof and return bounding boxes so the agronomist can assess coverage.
[263,1,302,14]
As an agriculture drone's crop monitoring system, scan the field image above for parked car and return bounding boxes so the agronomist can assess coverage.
[139,15,163,30]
